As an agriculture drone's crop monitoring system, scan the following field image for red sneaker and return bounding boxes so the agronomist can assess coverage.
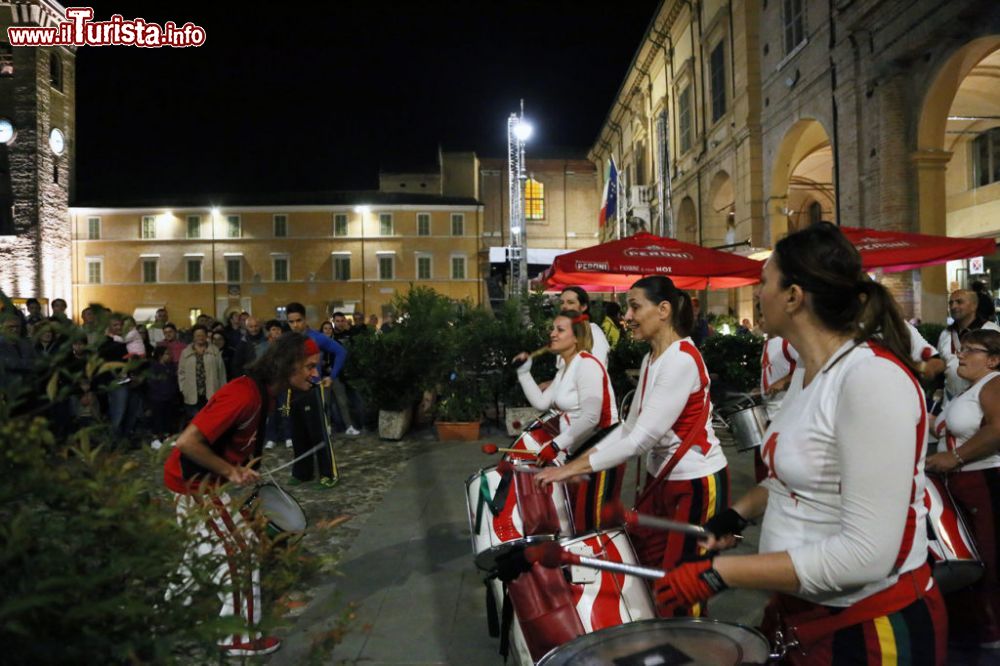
[220,636,282,657]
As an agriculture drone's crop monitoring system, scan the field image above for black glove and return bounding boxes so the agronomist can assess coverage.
[494,548,532,583]
[703,508,750,540]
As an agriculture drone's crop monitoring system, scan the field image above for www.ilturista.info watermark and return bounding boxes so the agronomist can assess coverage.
[7,7,206,47]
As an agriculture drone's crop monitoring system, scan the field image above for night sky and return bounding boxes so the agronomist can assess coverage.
[73,1,660,203]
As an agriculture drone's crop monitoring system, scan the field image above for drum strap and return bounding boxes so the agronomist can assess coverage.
[633,391,710,509]
[498,583,514,660]
[781,564,932,650]
[475,470,512,534]
[485,581,500,638]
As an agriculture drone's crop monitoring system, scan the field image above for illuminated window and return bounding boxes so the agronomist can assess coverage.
[140,216,156,239]
[525,179,544,220]
[188,308,202,327]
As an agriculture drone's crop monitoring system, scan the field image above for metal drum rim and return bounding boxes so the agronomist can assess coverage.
[473,534,559,572]
[536,617,771,666]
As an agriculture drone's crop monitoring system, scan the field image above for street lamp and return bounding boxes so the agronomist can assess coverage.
[507,100,532,297]
[354,205,370,313]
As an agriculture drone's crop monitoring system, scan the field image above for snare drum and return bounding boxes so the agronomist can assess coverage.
[506,410,563,461]
[507,528,657,663]
[720,395,769,452]
[245,483,307,544]
[925,475,984,593]
[466,464,574,572]
[537,618,773,666]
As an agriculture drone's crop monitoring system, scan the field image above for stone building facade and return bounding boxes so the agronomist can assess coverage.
[593,0,1000,322]
[0,0,74,308]
[589,0,764,320]
[759,0,1000,320]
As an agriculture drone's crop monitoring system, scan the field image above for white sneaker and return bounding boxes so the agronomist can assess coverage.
[264,440,276,450]
[150,439,162,450]
[285,438,294,449]
[345,426,362,436]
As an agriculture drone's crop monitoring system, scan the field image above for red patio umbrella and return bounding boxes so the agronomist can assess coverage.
[541,233,762,291]
[840,226,996,273]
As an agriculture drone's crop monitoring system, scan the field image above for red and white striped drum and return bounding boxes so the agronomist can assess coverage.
[505,410,563,461]
[926,475,984,594]
[465,463,574,572]
[506,528,657,664]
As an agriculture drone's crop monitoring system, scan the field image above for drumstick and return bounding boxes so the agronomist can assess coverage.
[525,541,665,580]
[601,502,708,538]
[511,345,551,369]
[481,444,538,457]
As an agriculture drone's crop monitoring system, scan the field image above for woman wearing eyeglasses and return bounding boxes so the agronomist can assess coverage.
[927,329,1000,649]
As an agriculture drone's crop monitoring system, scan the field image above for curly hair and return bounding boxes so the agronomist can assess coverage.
[244,331,311,388]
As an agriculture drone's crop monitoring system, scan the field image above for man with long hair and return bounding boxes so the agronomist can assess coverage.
[163,332,321,657]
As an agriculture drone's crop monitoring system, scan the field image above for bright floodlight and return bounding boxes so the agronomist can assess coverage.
[354,205,371,214]
[511,226,522,235]
[210,207,220,216]
[514,120,533,142]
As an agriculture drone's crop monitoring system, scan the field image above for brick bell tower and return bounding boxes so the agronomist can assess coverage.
[0,0,74,307]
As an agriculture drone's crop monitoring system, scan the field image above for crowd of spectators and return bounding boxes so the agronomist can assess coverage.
[0,299,378,449]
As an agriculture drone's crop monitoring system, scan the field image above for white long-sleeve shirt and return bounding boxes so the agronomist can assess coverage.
[517,351,617,453]
[759,340,930,607]
[589,338,726,481]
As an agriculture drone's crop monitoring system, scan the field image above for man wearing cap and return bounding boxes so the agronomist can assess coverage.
[163,332,321,658]
[285,302,352,489]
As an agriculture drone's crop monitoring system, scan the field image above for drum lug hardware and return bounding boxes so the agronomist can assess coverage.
[769,629,800,661]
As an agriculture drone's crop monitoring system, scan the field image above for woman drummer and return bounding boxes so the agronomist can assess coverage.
[559,286,611,365]
[536,276,729,618]
[926,328,1000,649]
[513,310,619,531]
[653,222,946,664]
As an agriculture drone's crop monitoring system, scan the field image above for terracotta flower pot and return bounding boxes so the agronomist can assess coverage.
[435,421,481,441]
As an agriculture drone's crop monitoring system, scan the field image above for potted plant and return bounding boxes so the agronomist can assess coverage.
[434,374,487,440]
[347,329,423,440]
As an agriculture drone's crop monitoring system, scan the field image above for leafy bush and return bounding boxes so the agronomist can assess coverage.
[700,333,765,394]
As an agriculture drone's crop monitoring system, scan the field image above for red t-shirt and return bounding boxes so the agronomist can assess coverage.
[163,376,268,494]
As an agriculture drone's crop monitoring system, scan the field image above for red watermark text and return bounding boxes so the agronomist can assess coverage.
[7,7,206,48]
